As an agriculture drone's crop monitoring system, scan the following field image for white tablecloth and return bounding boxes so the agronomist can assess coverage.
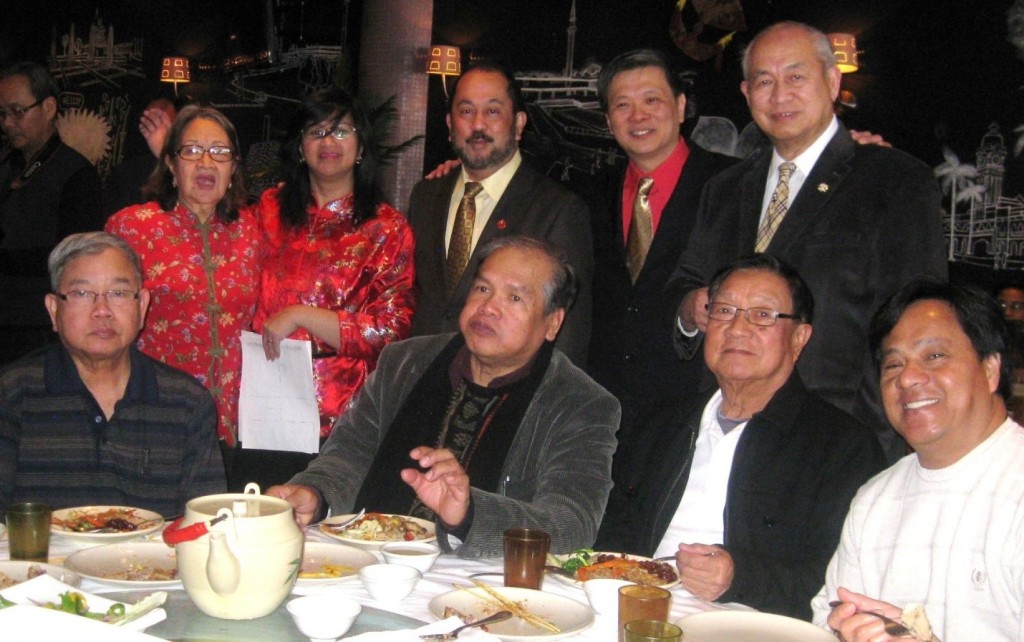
[1,525,749,641]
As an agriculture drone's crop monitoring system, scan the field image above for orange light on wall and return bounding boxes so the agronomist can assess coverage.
[828,34,859,73]
[160,56,191,95]
[426,45,461,97]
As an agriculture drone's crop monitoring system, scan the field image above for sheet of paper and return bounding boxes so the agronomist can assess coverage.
[239,330,320,453]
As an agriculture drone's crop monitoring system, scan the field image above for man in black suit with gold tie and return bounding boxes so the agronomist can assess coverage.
[406,62,592,365]
[670,22,947,461]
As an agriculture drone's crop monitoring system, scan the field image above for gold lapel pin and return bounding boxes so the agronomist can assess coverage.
[817,183,829,193]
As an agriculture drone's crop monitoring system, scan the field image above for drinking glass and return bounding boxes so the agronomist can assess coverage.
[618,585,671,642]
[7,502,51,561]
[503,528,550,590]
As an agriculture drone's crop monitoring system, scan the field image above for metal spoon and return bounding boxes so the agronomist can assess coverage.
[317,508,366,532]
[419,610,513,640]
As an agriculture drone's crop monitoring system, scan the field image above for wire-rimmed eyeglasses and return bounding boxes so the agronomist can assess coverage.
[706,302,801,327]
[175,145,235,162]
[0,99,44,121]
[56,289,140,307]
[304,123,357,141]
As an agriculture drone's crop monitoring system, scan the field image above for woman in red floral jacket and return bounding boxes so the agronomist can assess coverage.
[107,106,259,449]
[244,88,416,488]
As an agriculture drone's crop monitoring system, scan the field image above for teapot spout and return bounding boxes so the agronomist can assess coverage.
[206,531,241,595]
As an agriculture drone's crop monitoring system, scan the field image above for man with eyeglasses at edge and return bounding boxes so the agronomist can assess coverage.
[597,254,884,620]
[0,62,103,367]
[0,232,226,520]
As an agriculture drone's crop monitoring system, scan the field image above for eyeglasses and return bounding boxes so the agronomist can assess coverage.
[999,300,1024,312]
[0,99,44,121]
[175,145,235,162]
[706,302,801,327]
[56,289,140,307]
[304,124,357,141]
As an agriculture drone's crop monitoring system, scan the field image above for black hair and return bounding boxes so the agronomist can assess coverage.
[447,61,525,114]
[475,236,577,314]
[597,48,684,113]
[706,253,814,324]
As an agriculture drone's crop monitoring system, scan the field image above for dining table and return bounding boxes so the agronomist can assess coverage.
[0,522,751,641]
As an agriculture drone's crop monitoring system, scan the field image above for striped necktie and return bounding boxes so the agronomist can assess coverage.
[755,162,796,252]
[446,182,483,297]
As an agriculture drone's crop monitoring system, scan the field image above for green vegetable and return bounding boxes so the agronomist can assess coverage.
[0,595,15,610]
[44,591,126,622]
[560,547,594,574]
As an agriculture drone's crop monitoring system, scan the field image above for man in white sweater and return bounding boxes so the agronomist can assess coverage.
[812,280,1024,641]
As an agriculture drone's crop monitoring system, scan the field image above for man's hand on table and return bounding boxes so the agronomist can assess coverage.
[401,446,470,528]
[675,543,734,601]
[266,483,321,526]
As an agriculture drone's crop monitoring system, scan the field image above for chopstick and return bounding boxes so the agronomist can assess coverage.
[458,580,560,633]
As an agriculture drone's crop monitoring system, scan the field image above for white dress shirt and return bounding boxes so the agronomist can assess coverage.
[757,117,839,227]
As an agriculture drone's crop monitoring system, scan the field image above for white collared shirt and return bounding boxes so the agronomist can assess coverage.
[757,117,839,226]
[444,151,523,255]
[654,390,748,558]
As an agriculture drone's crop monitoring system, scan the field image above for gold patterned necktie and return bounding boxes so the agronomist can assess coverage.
[626,177,655,283]
[755,162,796,252]
[446,182,484,297]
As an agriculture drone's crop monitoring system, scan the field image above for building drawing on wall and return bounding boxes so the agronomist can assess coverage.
[48,14,145,88]
[945,123,1024,270]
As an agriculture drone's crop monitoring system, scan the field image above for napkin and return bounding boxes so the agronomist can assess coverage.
[0,574,167,632]
[345,615,503,641]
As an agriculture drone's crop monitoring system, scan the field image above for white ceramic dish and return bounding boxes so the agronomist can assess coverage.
[549,551,679,589]
[318,513,436,550]
[581,578,632,615]
[287,593,362,642]
[380,541,441,573]
[359,563,421,602]
[0,560,81,588]
[676,611,836,642]
[428,586,594,641]
[64,542,180,588]
[297,541,377,585]
[51,506,164,544]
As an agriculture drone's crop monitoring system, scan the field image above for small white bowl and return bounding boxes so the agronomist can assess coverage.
[380,541,441,573]
[358,562,421,602]
[583,578,634,615]
[287,593,361,642]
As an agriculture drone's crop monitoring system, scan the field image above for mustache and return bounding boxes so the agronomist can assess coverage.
[466,131,494,144]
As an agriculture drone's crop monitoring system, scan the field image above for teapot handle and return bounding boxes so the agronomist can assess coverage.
[162,513,229,545]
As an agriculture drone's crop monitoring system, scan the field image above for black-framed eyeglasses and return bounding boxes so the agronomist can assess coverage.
[175,145,235,162]
[56,289,140,307]
[999,300,1024,312]
[706,302,801,327]
[0,98,44,121]
[304,123,357,141]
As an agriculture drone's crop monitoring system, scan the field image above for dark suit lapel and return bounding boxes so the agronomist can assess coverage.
[738,151,771,253]
[423,172,462,285]
[767,127,855,254]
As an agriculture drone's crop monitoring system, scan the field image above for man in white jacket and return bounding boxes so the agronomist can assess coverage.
[812,280,1024,642]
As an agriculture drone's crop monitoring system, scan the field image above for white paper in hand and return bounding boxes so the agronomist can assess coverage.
[239,330,320,453]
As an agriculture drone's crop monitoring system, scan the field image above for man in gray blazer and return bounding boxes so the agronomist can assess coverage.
[670,22,947,460]
[406,62,593,365]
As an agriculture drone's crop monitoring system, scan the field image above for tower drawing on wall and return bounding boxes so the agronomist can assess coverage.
[941,124,1024,270]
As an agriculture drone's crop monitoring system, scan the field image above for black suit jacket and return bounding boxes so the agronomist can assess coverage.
[407,160,593,364]
[596,372,885,621]
[668,123,947,459]
[586,141,735,444]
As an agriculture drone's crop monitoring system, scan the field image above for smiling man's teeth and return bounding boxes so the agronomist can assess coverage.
[904,399,937,410]
[633,129,653,136]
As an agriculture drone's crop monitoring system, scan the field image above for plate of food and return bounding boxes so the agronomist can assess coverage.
[428,585,593,641]
[318,512,436,550]
[0,561,81,589]
[675,611,836,642]
[296,541,377,585]
[51,506,164,543]
[0,574,167,631]
[549,549,679,588]
[64,542,180,588]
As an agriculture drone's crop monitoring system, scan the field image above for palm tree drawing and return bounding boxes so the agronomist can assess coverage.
[934,147,979,260]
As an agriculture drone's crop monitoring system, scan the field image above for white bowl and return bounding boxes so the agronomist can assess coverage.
[358,563,421,602]
[380,541,441,573]
[582,578,634,615]
[287,593,361,642]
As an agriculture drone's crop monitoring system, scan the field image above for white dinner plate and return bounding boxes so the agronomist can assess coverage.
[318,513,436,550]
[64,542,180,588]
[549,551,679,589]
[676,611,836,642]
[51,506,164,544]
[428,586,594,641]
[297,541,377,585]
[0,561,81,588]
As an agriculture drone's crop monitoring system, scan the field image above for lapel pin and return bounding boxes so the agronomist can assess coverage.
[817,183,829,193]
[497,219,508,230]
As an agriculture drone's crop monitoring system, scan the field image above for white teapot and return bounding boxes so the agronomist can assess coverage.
[164,483,303,619]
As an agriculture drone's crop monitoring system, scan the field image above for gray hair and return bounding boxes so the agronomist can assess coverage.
[740,21,837,79]
[48,232,144,292]
[474,236,578,315]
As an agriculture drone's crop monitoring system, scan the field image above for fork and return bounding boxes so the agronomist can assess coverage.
[828,601,911,636]
[316,508,366,532]
[419,611,513,640]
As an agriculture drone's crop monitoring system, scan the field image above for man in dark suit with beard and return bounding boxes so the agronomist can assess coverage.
[406,62,592,365]
[670,22,947,460]
[585,49,736,451]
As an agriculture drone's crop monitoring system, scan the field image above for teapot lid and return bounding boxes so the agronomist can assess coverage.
[186,483,291,519]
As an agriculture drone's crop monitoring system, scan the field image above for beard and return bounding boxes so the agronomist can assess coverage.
[452,128,518,172]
